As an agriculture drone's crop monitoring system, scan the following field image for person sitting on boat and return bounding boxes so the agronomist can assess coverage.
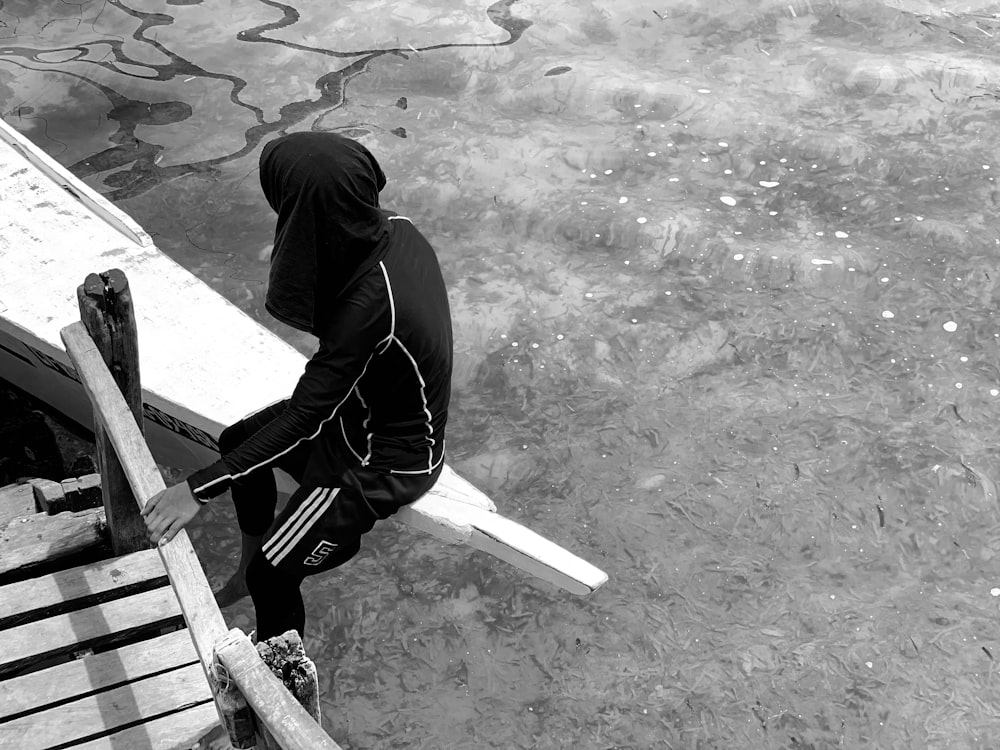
[142,131,453,640]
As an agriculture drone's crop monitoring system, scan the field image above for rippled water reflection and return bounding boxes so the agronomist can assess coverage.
[6,1,1000,747]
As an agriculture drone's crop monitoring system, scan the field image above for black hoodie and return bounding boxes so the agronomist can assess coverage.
[187,132,453,500]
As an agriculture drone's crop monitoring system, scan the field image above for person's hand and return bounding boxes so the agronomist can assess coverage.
[142,482,203,545]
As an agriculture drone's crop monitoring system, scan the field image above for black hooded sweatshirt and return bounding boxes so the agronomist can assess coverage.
[187,132,453,500]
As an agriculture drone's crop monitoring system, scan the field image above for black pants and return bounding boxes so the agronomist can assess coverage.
[219,401,440,639]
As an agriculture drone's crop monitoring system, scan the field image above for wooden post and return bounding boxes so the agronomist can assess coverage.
[76,269,150,555]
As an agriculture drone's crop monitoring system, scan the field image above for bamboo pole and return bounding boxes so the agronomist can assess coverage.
[76,269,150,555]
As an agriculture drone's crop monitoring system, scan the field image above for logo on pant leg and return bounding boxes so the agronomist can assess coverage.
[303,540,339,566]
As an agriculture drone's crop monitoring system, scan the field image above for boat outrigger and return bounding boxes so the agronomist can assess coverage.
[0,117,607,596]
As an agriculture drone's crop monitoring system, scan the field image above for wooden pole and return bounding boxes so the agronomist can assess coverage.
[76,269,150,555]
[61,322,256,745]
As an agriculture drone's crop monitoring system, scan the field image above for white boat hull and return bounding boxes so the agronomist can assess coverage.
[0,118,607,595]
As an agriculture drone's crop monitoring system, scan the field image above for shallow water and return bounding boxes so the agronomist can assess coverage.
[5,1,1000,747]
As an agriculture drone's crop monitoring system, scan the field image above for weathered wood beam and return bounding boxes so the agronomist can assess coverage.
[215,629,344,750]
[0,585,184,678]
[28,478,65,514]
[0,662,212,750]
[0,629,199,722]
[0,120,152,248]
[0,548,167,630]
[0,507,105,582]
[77,270,149,555]
[60,321,231,687]
[0,483,37,524]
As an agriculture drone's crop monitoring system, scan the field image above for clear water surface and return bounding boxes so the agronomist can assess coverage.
[4,1,1000,747]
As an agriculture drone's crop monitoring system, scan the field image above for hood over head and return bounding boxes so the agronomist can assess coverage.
[260,131,390,334]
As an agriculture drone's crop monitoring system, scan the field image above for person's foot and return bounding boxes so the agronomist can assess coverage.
[214,572,250,608]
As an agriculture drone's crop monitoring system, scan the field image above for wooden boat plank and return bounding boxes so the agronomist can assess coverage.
[0,119,151,248]
[0,629,200,722]
[420,465,496,511]
[0,549,167,629]
[398,495,608,595]
[62,323,232,682]
[68,702,222,750]
[0,484,36,525]
[0,663,213,750]
[0,507,106,580]
[0,585,184,677]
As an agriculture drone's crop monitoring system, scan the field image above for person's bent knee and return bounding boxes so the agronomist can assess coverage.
[218,421,247,455]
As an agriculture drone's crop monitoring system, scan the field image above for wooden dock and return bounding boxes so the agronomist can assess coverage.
[0,497,221,748]
[0,275,342,750]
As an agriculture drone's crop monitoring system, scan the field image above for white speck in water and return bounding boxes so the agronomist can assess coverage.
[733,253,745,261]
[720,196,737,206]
[880,277,890,283]
[668,177,680,182]
[636,217,648,224]
[916,216,924,221]
[604,169,613,175]
[511,341,518,347]
[815,231,825,236]
[865,662,873,669]
[724,169,733,175]
[589,173,597,179]
[584,292,594,298]
[647,152,657,157]
[984,165,992,170]
[718,141,729,148]
[882,310,894,319]
[835,231,849,238]
[943,321,958,332]
[811,258,834,265]
[631,318,638,324]
[991,587,1000,596]
[531,342,539,349]
[580,201,588,205]
[956,382,963,389]
[769,211,778,216]
[759,180,779,188]
[556,334,565,340]
[697,88,711,93]
[992,388,999,397]
[960,356,968,362]
[619,196,628,204]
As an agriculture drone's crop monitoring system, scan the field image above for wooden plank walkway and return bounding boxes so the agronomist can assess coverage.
[0,484,222,750]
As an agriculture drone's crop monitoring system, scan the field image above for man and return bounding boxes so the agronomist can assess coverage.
[142,131,453,639]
